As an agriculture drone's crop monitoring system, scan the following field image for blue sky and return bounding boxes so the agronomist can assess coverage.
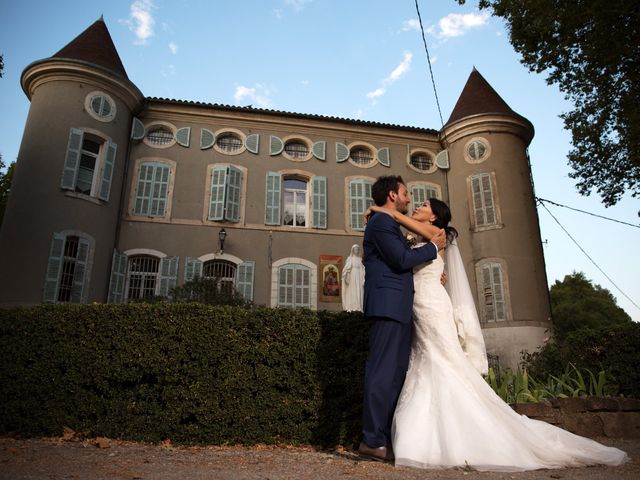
[1,0,638,320]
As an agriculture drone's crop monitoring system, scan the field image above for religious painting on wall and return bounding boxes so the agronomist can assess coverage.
[319,254,343,303]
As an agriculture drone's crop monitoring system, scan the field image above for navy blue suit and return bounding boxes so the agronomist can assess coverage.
[361,212,438,448]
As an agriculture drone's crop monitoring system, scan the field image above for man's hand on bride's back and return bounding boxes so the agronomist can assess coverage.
[432,229,446,251]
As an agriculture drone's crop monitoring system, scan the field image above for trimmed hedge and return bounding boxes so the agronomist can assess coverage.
[0,304,368,446]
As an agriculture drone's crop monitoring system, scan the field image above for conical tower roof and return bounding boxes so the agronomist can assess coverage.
[52,17,129,80]
[445,68,518,126]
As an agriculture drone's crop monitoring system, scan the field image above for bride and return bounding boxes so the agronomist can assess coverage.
[367,199,628,471]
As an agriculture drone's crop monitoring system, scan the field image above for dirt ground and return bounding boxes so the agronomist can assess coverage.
[0,436,638,480]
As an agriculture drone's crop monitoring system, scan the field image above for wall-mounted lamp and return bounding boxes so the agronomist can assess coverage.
[218,228,227,253]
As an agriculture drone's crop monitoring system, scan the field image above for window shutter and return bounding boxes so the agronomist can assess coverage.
[295,266,311,307]
[265,172,282,225]
[481,264,494,322]
[208,166,227,221]
[200,128,215,150]
[131,117,145,140]
[108,250,128,304]
[135,162,170,217]
[159,256,179,297]
[98,141,117,201]
[492,264,505,320]
[70,237,90,303]
[482,174,496,225]
[225,166,242,222]
[245,134,260,154]
[435,149,450,169]
[471,175,485,227]
[349,180,373,231]
[410,184,427,211]
[61,128,83,190]
[269,135,284,155]
[336,142,349,163]
[312,141,326,161]
[377,147,390,167]
[236,261,255,301]
[184,257,203,282]
[312,176,327,229]
[176,127,191,147]
[278,265,295,307]
[43,232,66,303]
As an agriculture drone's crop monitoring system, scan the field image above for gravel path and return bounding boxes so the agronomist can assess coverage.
[1,436,638,480]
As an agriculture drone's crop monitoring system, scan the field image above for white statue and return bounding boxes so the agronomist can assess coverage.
[342,244,365,312]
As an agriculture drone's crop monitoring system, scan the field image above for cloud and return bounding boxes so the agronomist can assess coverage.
[431,12,490,39]
[122,0,155,44]
[168,42,178,55]
[366,88,386,99]
[402,19,420,32]
[161,64,176,77]
[365,51,413,101]
[285,0,312,11]
[233,84,274,108]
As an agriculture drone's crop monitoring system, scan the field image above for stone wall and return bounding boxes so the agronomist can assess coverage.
[512,397,640,438]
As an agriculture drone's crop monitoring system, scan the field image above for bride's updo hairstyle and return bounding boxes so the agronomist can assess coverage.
[428,198,458,244]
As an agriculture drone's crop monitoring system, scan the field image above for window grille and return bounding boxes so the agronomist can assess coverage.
[350,147,374,165]
[127,255,160,300]
[284,141,309,158]
[216,133,243,152]
[203,260,237,292]
[410,152,434,171]
[146,128,174,145]
[57,236,79,302]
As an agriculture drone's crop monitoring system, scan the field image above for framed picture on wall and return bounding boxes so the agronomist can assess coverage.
[319,254,342,303]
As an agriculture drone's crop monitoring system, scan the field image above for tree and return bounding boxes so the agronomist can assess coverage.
[458,1,639,206]
[0,155,16,228]
[549,271,632,339]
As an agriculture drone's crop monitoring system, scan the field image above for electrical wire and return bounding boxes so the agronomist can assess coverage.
[536,197,640,229]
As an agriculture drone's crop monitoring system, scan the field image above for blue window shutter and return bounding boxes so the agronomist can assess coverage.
[336,142,349,163]
[208,166,227,220]
[43,232,66,303]
[159,256,179,297]
[278,265,295,307]
[98,141,117,201]
[131,117,145,140]
[176,127,191,147]
[295,266,311,307]
[245,134,260,154]
[410,184,427,211]
[225,166,242,223]
[184,257,203,282]
[135,162,171,217]
[265,171,282,225]
[108,250,127,304]
[269,135,284,155]
[237,261,255,301]
[61,128,83,190]
[377,147,390,167]
[70,237,90,303]
[312,141,326,161]
[312,176,327,229]
[200,129,215,150]
[349,180,373,231]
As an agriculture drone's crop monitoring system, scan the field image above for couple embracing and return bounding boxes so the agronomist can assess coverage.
[357,175,627,471]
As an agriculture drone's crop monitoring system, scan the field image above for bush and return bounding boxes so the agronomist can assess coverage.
[170,277,252,307]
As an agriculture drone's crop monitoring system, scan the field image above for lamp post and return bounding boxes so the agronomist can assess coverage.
[218,228,227,254]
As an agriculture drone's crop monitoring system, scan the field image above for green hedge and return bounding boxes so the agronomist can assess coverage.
[0,304,368,446]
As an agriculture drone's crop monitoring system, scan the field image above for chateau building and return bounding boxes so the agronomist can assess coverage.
[0,18,552,368]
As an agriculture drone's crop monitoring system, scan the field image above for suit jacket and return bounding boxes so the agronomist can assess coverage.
[363,212,438,323]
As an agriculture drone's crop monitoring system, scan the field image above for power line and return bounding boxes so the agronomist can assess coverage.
[537,197,640,229]
[414,0,444,127]
[538,200,640,312]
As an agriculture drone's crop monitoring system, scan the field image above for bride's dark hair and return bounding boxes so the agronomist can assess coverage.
[428,198,458,243]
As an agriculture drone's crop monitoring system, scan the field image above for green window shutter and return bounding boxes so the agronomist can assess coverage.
[225,166,242,223]
[270,135,284,155]
[108,250,128,304]
[349,180,373,231]
[312,141,326,161]
[131,117,146,140]
[70,237,90,303]
[377,147,390,167]
[245,134,260,154]
[236,260,255,301]
[336,142,349,163]
[98,141,117,201]
[159,256,179,297]
[134,162,171,217]
[208,166,227,221]
[410,184,427,211]
[176,127,191,147]
[278,265,295,307]
[312,176,327,229]
[295,266,311,307]
[265,171,282,225]
[200,128,215,150]
[435,149,450,169]
[43,232,66,303]
[184,257,203,282]
[61,128,83,190]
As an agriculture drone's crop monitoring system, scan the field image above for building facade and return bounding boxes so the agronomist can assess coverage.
[0,19,552,367]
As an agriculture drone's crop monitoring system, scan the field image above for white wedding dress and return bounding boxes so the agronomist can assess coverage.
[392,254,629,471]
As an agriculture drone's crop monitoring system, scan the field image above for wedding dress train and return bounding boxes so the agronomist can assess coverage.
[392,254,628,471]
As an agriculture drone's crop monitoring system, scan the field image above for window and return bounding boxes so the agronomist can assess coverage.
[184,257,255,301]
[348,178,374,231]
[216,132,243,153]
[479,262,507,322]
[207,165,243,222]
[146,127,174,146]
[464,137,491,163]
[43,232,92,303]
[264,172,327,229]
[469,172,500,229]
[350,146,374,166]
[133,161,172,217]
[409,150,436,173]
[204,259,237,293]
[278,263,311,308]
[108,251,178,303]
[283,139,310,160]
[126,255,160,301]
[409,183,441,211]
[85,92,116,122]
[61,128,117,201]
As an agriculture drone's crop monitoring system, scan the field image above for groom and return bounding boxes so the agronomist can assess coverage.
[358,175,445,462]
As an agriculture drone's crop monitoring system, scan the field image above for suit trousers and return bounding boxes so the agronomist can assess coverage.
[362,316,413,448]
